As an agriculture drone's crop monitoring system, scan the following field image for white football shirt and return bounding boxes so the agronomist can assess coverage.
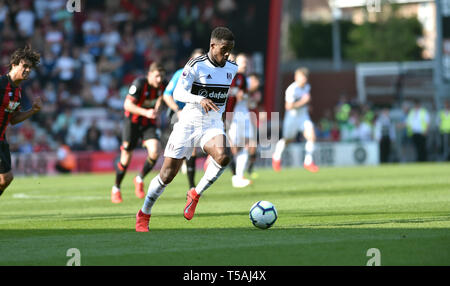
[285,82,311,118]
[174,54,238,120]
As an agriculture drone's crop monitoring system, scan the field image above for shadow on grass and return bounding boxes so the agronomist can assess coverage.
[0,227,449,266]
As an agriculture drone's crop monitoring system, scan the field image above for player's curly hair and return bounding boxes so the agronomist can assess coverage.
[211,27,234,42]
[8,45,41,71]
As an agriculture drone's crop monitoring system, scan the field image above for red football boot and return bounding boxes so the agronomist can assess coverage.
[135,209,151,232]
[184,188,200,220]
[304,162,319,173]
[134,177,145,199]
[272,157,281,172]
[111,187,123,203]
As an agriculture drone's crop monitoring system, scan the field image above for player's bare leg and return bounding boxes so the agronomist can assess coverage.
[185,149,197,189]
[184,134,230,220]
[136,157,184,232]
[303,122,319,173]
[112,142,133,203]
[135,139,160,199]
[0,172,14,198]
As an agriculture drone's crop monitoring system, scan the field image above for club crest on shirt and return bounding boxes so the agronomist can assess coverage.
[182,67,191,78]
[5,101,19,112]
[227,73,232,80]
[129,85,137,95]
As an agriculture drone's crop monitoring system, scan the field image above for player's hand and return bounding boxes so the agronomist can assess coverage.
[144,109,157,119]
[31,96,42,113]
[200,98,219,114]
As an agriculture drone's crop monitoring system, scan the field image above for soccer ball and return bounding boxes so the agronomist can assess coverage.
[249,201,278,229]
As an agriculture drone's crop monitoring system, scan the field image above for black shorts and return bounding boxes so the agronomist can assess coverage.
[0,141,11,174]
[122,117,160,151]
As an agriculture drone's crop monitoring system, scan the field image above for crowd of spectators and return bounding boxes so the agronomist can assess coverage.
[5,0,446,164]
[3,0,262,154]
[311,97,450,162]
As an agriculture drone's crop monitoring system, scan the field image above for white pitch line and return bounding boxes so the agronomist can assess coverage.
[11,193,105,201]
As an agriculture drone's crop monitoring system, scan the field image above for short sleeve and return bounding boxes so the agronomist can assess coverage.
[285,85,296,103]
[127,78,145,102]
[304,83,311,94]
[163,70,182,97]
[178,64,196,92]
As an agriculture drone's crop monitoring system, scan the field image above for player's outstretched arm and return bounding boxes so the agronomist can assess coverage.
[10,96,42,125]
[163,95,180,113]
[124,97,157,119]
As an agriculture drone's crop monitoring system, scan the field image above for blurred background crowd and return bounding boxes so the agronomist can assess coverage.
[3,0,266,154]
[2,0,450,165]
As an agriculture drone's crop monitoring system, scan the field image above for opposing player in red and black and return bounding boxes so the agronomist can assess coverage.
[111,62,166,203]
[0,46,41,198]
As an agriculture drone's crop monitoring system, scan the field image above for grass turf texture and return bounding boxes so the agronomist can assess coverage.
[0,163,449,266]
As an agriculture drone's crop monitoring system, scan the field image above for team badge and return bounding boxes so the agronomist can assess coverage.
[129,85,137,95]
[5,101,19,112]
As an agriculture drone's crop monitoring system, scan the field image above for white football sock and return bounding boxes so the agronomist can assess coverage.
[304,141,315,165]
[141,175,166,214]
[273,138,286,161]
[235,149,249,178]
[195,157,226,196]
[112,185,120,193]
[135,175,143,183]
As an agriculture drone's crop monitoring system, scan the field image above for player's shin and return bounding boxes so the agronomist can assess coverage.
[142,175,166,214]
[138,157,156,180]
[114,162,129,188]
[229,156,236,175]
[247,152,257,174]
[195,158,226,196]
[186,156,196,189]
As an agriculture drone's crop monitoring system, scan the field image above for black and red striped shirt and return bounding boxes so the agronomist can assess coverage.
[124,77,165,126]
[0,75,22,142]
[225,72,247,113]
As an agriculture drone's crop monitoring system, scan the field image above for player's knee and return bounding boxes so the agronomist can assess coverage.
[214,152,230,167]
[159,167,177,185]
[122,142,134,152]
[0,173,13,189]
[148,151,159,161]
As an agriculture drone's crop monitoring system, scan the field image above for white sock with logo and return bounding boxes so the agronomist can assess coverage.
[141,175,167,214]
[195,157,226,196]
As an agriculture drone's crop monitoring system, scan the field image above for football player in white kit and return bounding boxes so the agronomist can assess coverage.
[228,53,255,188]
[272,67,319,173]
[136,27,237,232]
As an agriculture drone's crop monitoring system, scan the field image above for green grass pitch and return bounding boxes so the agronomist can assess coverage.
[0,163,449,266]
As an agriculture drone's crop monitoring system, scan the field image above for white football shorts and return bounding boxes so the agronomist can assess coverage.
[164,116,226,160]
[282,114,314,139]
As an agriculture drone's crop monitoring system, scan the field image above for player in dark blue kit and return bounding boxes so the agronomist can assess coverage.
[0,46,41,198]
